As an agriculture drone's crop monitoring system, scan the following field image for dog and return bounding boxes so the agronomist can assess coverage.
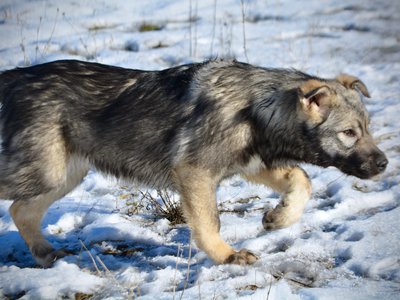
[0,60,387,267]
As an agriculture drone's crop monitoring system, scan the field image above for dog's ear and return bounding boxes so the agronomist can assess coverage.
[336,74,370,98]
[299,79,332,123]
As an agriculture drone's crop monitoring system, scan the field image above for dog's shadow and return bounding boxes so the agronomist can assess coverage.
[66,225,202,293]
[0,211,201,292]
[0,231,38,268]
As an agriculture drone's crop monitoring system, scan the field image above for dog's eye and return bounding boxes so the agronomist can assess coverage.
[343,129,356,138]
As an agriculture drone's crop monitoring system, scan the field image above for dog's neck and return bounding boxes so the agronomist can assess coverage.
[249,87,320,168]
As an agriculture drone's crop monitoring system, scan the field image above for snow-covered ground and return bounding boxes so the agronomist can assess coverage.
[0,0,399,299]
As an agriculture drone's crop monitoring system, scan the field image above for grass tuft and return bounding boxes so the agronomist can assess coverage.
[139,23,164,32]
[140,190,185,225]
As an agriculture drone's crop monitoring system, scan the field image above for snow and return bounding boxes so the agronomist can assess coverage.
[0,0,399,299]
[0,261,105,299]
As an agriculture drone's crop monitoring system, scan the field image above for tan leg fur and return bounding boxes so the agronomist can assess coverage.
[245,166,312,230]
[9,156,89,267]
[173,164,258,265]
[10,194,67,267]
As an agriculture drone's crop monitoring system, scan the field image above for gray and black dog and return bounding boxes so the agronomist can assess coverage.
[0,60,387,267]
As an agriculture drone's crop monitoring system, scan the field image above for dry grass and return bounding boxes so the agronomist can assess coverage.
[140,189,185,225]
[139,23,164,32]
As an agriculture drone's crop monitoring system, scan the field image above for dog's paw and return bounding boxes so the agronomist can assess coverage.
[38,249,72,268]
[224,249,259,265]
[262,207,300,231]
[32,244,71,268]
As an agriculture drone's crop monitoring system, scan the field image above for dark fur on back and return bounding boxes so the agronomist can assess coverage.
[0,60,311,195]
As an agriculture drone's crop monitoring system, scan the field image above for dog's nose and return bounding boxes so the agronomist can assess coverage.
[376,156,388,172]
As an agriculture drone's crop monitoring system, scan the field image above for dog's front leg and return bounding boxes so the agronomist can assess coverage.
[245,166,312,230]
[174,165,258,265]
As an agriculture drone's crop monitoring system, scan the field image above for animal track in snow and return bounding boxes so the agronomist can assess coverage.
[270,238,294,253]
[335,247,353,267]
[344,231,364,242]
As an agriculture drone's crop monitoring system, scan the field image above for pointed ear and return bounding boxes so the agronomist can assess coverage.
[336,74,370,98]
[299,80,332,123]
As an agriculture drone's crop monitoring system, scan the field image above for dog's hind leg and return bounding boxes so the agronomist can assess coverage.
[10,193,68,267]
[244,166,312,230]
[4,125,89,266]
[174,165,258,265]
[9,154,89,267]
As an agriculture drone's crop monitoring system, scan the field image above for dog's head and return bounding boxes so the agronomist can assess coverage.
[298,74,388,179]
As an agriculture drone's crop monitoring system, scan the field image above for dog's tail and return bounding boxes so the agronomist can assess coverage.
[0,70,5,149]
[0,71,3,105]
[0,70,6,106]
[0,68,16,104]
[0,78,3,153]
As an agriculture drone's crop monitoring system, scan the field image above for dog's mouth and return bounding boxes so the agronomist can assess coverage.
[335,152,388,179]
[342,167,382,180]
